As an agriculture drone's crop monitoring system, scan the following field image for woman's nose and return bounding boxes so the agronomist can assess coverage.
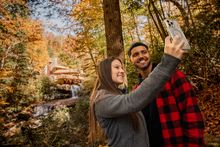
[120,68,124,73]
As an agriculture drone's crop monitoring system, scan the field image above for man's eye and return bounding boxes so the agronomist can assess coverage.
[141,50,148,54]
[132,53,138,57]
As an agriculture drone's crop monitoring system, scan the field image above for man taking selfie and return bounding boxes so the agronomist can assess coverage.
[128,40,204,147]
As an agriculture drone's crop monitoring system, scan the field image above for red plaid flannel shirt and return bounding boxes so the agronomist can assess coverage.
[135,70,204,147]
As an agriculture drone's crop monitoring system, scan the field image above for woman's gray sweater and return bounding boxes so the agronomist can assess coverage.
[94,54,180,147]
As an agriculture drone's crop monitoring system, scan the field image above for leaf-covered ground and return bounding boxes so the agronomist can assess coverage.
[198,84,220,146]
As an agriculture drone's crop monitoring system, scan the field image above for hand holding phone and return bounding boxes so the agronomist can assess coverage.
[164,19,190,51]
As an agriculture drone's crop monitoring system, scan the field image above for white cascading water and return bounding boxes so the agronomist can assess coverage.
[70,85,81,98]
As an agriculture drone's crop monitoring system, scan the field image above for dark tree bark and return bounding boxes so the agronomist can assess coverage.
[148,3,165,41]
[151,1,167,40]
[102,0,124,61]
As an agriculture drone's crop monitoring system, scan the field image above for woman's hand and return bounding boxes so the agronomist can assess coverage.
[164,36,186,60]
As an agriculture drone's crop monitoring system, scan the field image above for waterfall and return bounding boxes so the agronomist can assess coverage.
[33,104,53,117]
[70,85,81,98]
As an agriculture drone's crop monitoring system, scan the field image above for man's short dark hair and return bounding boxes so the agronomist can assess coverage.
[128,42,148,57]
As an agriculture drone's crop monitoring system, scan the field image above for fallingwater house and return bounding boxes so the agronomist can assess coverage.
[44,58,84,99]
[32,58,85,117]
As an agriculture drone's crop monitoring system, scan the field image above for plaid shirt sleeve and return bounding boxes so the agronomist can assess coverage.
[172,70,205,147]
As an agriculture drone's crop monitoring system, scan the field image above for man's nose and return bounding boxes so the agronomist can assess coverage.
[138,52,144,58]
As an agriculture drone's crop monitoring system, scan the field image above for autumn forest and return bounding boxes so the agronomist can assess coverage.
[0,0,219,146]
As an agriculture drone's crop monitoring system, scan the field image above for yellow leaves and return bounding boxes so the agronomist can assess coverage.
[0,70,12,78]
[0,86,14,96]
[21,20,43,42]
[26,38,50,72]
[1,0,27,5]
[6,86,14,93]
[0,20,18,44]
[3,123,21,137]
[0,70,12,104]
[0,116,4,124]
[72,0,103,23]
[62,36,77,52]
[0,1,49,72]
[0,16,27,48]
[0,4,43,44]
[0,99,9,106]
[198,84,220,137]
[98,145,108,147]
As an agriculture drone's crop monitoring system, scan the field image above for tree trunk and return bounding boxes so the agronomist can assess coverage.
[151,1,167,40]
[148,3,164,41]
[102,0,124,61]
[148,18,154,49]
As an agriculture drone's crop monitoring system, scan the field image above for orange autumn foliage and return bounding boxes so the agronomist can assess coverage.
[198,84,220,137]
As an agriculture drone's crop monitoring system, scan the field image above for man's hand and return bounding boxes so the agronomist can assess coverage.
[164,36,186,60]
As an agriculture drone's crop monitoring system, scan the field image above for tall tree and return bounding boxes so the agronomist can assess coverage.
[0,0,49,114]
[71,1,105,66]
[103,0,124,61]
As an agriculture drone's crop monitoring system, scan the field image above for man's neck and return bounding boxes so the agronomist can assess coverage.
[140,63,152,79]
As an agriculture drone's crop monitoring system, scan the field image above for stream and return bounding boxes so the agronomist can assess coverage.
[33,84,81,117]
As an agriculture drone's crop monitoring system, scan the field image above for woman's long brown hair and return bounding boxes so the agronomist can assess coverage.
[88,57,139,145]
[88,78,105,145]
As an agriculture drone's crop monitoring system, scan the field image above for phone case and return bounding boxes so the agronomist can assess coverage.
[164,19,191,50]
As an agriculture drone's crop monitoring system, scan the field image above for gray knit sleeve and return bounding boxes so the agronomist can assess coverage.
[95,54,180,118]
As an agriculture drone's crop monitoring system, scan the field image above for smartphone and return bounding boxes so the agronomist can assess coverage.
[164,19,191,50]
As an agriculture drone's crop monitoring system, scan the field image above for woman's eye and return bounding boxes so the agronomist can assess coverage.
[114,66,121,69]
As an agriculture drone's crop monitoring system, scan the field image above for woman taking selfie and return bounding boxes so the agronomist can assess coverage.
[89,36,186,147]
